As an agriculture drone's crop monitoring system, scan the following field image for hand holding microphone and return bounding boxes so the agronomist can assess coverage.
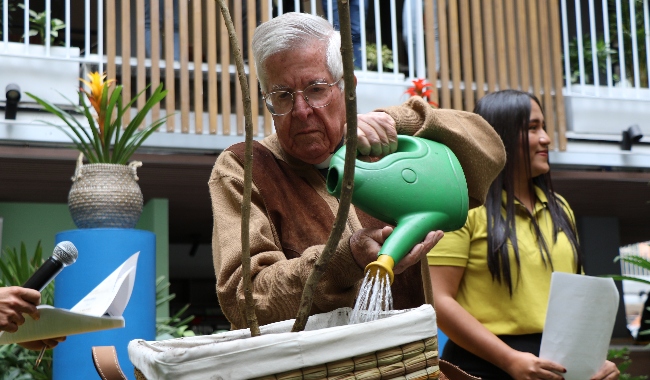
[0,242,78,361]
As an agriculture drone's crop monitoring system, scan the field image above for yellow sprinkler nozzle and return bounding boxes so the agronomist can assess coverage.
[365,254,395,284]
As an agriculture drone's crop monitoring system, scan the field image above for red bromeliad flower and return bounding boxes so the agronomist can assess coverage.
[405,78,439,108]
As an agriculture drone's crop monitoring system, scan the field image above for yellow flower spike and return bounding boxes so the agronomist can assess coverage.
[80,72,115,139]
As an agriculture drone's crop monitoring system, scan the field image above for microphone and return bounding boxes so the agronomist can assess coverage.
[22,241,78,292]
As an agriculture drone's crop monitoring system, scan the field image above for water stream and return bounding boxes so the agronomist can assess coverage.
[349,270,394,324]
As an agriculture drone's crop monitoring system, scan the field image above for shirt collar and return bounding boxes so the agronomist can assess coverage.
[501,186,549,213]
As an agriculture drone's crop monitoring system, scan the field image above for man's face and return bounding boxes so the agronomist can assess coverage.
[263,45,346,165]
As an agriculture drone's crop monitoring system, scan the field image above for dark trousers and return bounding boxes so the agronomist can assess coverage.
[441,333,543,380]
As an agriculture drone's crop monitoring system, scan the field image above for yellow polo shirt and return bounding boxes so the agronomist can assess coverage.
[427,188,579,336]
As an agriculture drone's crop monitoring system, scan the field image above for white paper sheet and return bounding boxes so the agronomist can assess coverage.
[71,252,139,317]
[539,272,619,380]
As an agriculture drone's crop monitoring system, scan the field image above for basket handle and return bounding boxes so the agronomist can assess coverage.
[91,346,127,380]
[128,161,143,181]
[439,360,482,380]
[71,153,85,182]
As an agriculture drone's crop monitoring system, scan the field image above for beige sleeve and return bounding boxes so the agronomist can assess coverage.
[208,151,364,329]
[377,96,506,209]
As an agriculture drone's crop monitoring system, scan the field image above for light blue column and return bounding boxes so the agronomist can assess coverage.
[53,228,156,380]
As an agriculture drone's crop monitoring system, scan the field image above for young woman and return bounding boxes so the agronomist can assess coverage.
[428,90,619,380]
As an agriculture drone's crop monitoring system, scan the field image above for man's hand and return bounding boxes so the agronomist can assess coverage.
[350,226,444,273]
[356,112,398,159]
[0,286,41,333]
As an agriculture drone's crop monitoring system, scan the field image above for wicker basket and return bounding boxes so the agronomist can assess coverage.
[134,337,439,380]
[129,305,441,380]
[135,337,439,380]
[68,156,143,229]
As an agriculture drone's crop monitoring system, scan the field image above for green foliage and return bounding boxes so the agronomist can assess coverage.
[26,78,168,164]
[366,43,394,71]
[0,242,53,380]
[155,276,195,340]
[609,255,650,285]
[568,35,617,84]
[16,4,66,46]
[608,347,649,380]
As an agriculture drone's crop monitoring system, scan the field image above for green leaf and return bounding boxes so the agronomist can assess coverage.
[25,92,99,162]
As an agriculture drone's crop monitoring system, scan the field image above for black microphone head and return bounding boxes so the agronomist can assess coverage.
[53,241,78,266]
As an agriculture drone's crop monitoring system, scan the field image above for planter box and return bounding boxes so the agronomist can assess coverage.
[0,42,81,106]
[355,71,411,113]
[564,84,650,137]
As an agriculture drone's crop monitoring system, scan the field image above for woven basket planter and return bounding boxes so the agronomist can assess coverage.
[129,305,441,380]
[68,158,144,229]
[134,337,440,380]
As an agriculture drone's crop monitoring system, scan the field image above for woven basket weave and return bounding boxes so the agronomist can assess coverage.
[68,157,143,229]
[133,337,440,380]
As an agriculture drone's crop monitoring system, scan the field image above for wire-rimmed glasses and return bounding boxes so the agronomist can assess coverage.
[263,78,342,116]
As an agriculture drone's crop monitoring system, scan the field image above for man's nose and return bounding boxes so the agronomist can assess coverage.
[292,92,312,119]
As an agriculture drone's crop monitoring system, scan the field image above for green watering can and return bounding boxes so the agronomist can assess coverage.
[327,135,469,283]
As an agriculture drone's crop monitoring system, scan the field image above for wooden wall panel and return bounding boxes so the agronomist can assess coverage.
[100,0,569,150]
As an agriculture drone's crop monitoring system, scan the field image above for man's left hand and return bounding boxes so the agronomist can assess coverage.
[356,112,398,159]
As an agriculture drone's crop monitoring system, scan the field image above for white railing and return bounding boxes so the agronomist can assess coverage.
[1,0,104,106]
[561,0,650,99]
[1,0,103,67]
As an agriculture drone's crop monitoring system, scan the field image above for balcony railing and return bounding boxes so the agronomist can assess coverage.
[560,0,650,140]
[2,0,649,152]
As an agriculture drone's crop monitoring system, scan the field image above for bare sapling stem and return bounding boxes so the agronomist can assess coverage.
[216,0,259,337]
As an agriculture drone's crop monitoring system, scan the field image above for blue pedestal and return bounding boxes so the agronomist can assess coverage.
[53,229,156,380]
[438,329,448,354]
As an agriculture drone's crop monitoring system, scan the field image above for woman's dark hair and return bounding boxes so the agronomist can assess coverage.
[474,90,582,295]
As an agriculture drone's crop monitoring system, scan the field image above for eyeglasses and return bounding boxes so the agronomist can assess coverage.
[263,78,342,116]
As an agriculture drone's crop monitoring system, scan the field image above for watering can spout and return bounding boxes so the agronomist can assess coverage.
[327,135,469,284]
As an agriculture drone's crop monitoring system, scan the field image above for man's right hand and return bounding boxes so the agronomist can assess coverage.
[349,226,444,274]
[0,286,41,333]
[355,112,398,159]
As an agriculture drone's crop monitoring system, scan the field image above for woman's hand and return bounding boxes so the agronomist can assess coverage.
[590,360,619,380]
[504,351,566,380]
[18,336,66,351]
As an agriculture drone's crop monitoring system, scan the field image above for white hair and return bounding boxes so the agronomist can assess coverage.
[252,12,344,93]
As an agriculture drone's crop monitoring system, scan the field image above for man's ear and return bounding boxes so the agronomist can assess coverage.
[353,75,358,86]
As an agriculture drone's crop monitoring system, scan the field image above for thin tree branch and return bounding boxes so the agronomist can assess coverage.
[216,0,259,337]
[292,0,359,333]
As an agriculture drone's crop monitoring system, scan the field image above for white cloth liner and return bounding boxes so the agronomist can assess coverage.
[128,304,437,380]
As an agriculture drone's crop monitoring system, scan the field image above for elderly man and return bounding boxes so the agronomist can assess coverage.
[209,12,504,330]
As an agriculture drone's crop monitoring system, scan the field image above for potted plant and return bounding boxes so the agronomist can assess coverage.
[26,72,168,229]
